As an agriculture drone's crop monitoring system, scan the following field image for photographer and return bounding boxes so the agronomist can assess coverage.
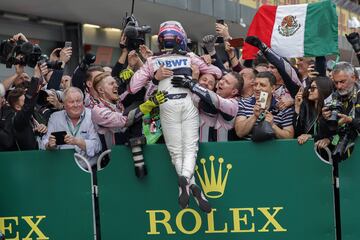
[45,46,72,90]
[0,54,29,95]
[0,94,15,151]
[8,63,49,150]
[316,62,360,160]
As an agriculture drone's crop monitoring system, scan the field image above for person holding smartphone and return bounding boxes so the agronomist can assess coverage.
[45,42,73,90]
[294,76,333,145]
[235,71,294,140]
[42,87,102,167]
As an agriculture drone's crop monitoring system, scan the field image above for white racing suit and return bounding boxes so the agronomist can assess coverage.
[130,53,222,181]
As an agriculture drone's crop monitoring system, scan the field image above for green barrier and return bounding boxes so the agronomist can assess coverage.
[339,139,360,240]
[0,150,93,239]
[98,140,335,240]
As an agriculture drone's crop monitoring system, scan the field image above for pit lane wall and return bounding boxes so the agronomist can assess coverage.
[2,140,358,239]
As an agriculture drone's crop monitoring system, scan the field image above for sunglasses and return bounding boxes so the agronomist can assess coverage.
[309,86,317,92]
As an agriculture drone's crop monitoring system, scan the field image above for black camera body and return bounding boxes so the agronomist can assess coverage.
[35,89,63,124]
[38,55,63,70]
[0,39,42,68]
[325,93,343,131]
[79,53,96,71]
[122,15,151,51]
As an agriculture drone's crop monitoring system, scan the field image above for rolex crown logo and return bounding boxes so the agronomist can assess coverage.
[195,155,232,199]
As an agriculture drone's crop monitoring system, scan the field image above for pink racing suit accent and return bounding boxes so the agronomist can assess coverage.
[129,52,222,180]
[196,95,239,142]
[130,52,222,99]
[91,99,127,149]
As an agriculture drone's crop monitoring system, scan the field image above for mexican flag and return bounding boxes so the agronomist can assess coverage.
[242,0,338,60]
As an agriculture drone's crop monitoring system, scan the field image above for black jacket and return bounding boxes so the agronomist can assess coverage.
[0,105,16,151]
[318,83,360,141]
[293,99,318,139]
[12,93,39,150]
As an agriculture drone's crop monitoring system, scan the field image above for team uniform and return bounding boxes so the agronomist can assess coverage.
[195,94,239,142]
[129,21,222,212]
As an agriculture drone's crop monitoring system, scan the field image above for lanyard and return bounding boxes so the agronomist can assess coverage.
[66,111,85,136]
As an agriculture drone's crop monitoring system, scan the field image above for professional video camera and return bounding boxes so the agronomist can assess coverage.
[122,14,151,51]
[0,38,42,68]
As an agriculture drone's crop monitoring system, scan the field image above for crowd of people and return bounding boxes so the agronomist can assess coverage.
[0,19,359,212]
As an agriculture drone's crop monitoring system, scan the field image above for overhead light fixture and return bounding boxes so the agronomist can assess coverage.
[3,13,29,21]
[103,27,121,32]
[83,23,101,29]
[240,18,247,28]
[40,19,64,26]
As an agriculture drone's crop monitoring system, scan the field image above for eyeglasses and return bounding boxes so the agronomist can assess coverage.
[309,86,317,92]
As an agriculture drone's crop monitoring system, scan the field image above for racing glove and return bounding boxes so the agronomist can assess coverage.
[139,91,168,115]
[245,36,268,52]
[171,76,196,90]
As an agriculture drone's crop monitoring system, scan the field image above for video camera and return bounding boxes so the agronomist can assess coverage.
[0,38,42,68]
[122,14,151,51]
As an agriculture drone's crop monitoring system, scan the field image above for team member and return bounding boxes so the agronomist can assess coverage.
[129,21,222,212]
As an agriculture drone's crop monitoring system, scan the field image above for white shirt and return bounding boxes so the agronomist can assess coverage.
[41,108,102,166]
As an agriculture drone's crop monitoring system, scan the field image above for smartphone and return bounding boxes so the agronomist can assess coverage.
[64,41,72,48]
[52,131,67,145]
[228,38,244,48]
[259,91,269,109]
[216,19,224,25]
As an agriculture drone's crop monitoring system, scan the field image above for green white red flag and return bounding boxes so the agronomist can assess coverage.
[242,0,338,60]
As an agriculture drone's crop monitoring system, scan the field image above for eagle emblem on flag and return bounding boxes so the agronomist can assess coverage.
[278,15,301,37]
